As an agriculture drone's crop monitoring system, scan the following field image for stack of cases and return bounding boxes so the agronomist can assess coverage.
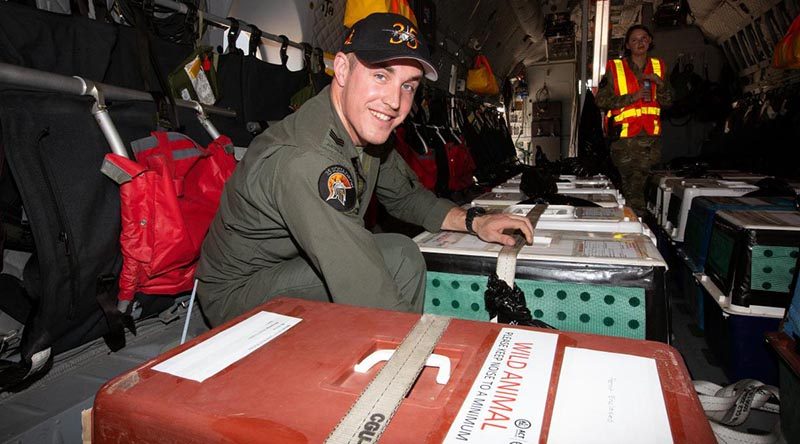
[502,174,610,186]
[698,210,800,384]
[472,190,621,208]
[645,171,766,223]
[490,182,623,205]
[477,174,622,208]
[414,209,668,342]
[678,196,797,328]
[501,204,655,243]
[661,179,760,241]
[654,178,757,268]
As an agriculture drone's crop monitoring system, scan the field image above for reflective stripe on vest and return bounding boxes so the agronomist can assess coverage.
[620,123,629,138]
[612,59,628,95]
[651,58,662,78]
[612,106,661,122]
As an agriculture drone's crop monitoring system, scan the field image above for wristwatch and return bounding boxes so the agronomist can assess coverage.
[465,206,487,235]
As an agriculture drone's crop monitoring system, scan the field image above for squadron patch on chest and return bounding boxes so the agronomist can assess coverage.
[319,165,356,211]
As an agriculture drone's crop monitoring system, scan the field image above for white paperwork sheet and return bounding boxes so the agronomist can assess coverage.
[547,347,673,444]
[152,311,301,382]
[442,328,558,444]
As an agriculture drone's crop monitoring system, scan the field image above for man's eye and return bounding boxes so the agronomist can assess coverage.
[402,83,416,92]
[375,73,386,81]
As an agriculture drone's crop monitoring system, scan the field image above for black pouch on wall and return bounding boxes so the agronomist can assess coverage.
[241,56,309,124]
[0,2,115,79]
[104,23,194,93]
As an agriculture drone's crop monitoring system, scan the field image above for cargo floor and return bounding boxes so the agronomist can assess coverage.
[0,305,209,443]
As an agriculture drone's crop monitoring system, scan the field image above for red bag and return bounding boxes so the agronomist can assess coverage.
[773,14,800,68]
[101,132,236,302]
[445,138,476,192]
[394,126,437,191]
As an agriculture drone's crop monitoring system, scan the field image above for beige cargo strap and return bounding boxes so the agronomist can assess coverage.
[325,314,451,444]
[495,204,546,288]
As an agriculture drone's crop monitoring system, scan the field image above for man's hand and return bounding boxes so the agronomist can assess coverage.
[471,213,534,246]
[441,207,534,247]
[629,89,645,102]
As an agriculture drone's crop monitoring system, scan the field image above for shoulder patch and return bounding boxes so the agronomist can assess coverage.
[318,165,356,211]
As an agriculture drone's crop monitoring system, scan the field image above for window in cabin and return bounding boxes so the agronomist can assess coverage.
[752,19,774,58]
[735,30,756,68]
[722,39,742,72]
[783,0,800,20]
[761,12,781,48]
[744,24,766,62]
[728,35,748,71]
[775,1,793,34]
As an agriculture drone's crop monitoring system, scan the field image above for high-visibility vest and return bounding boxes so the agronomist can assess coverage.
[605,57,665,138]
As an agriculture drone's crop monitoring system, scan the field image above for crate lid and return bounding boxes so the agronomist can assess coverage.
[716,210,800,231]
[414,230,666,267]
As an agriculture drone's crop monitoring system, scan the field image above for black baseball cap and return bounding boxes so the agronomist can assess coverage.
[341,13,438,81]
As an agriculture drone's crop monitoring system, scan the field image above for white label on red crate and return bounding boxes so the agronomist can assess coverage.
[547,348,673,444]
[442,328,557,444]
[152,311,301,382]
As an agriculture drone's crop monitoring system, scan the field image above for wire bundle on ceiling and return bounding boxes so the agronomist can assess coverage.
[114,0,205,45]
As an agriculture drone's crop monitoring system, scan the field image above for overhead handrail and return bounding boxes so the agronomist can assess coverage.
[0,62,236,119]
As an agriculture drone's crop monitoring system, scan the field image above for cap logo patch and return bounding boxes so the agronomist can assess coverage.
[344,29,355,46]
[319,165,356,211]
[386,23,418,50]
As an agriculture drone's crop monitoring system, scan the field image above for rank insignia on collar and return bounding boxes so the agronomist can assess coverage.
[318,165,356,211]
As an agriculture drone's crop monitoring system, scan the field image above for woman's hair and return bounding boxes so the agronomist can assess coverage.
[623,24,655,56]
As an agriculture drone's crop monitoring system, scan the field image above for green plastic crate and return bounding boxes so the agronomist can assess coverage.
[425,271,647,339]
[750,246,799,293]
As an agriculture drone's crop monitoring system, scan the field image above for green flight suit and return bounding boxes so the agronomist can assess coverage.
[196,86,456,326]
[595,56,673,213]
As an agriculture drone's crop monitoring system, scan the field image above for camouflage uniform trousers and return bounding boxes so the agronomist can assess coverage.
[610,137,662,214]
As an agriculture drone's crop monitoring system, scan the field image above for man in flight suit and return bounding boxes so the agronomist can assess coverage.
[196,13,534,326]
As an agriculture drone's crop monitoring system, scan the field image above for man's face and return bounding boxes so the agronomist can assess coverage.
[338,55,422,146]
[626,29,651,57]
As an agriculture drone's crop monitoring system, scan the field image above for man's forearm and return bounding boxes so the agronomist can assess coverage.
[441,206,468,232]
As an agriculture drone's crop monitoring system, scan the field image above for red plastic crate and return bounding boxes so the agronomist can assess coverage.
[93,298,714,443]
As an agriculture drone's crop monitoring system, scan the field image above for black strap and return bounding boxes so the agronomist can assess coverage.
[314,47,324,74]
[151,91,179,131]
[248,25,263,57]
[97,272,136,353]
[0,353,52,391]
[227,17,240,53]
[93,0,114,23]
[279,35,290,66]
[301,42,313,70]
[184,3,199,43]
[70,0,90,17]
[131,5,180,130]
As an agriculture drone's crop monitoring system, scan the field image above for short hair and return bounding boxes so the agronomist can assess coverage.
[623,24,655,56]
[346,53,358,69]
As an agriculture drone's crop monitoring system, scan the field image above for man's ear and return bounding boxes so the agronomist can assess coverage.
[333,52,350,87]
